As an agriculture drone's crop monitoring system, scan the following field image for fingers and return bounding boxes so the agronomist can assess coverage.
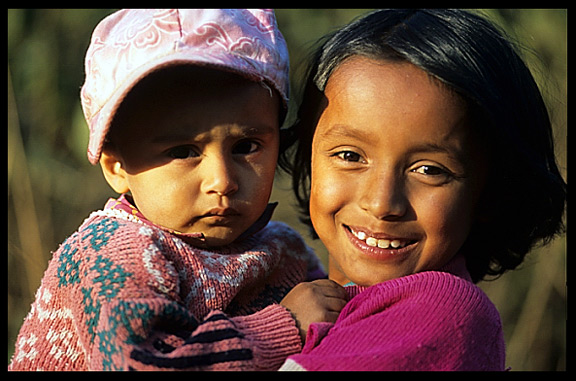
[306,279,348,313]
[323,296,348,314]
[318,310,342,325]
[309,279,349,301]
[279,280,350,343]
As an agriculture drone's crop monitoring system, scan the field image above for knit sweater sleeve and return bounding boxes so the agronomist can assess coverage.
[9,214,301,371]
[282,271,506,371]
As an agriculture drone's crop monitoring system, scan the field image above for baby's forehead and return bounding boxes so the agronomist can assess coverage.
[108,72,280,145]
[122,66,259,102]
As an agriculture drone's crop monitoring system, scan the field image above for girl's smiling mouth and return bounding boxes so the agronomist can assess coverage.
[344,225,418,257]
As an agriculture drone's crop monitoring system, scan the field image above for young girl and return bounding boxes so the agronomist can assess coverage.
[8,9,347,371]
[279,9,566,371]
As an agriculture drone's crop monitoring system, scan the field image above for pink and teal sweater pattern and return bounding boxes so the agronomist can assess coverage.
[9,198,321,371]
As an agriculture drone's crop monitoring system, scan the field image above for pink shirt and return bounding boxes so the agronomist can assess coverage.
[282,256,506,371]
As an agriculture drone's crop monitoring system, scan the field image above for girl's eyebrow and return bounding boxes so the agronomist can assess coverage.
[318,124,466,162]
[317,124,371,142]
[407,142,466,163]
[407,142,453,156]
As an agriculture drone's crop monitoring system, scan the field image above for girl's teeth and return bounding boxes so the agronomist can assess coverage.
[378,239,390,248]
[352,229,407,249]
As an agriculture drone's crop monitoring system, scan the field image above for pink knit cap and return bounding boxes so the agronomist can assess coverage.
[81,9,289,165]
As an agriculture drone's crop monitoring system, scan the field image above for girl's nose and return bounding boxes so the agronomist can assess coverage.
[200,154,239,197]
[359,170,407,220]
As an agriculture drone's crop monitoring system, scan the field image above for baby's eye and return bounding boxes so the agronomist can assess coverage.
[233,140,260,155]
[169,146,199,159]
[335,151,364,163]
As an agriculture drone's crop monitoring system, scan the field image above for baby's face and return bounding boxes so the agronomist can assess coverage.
[310,57,489,286]
[108,68,280,247]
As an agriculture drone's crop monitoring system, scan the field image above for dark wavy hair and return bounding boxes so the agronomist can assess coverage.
[280,9,566,283]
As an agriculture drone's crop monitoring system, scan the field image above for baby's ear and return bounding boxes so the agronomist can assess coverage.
[100,149,130,194]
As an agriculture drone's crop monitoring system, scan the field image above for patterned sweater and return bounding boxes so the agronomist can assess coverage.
[9,196,321,371]
[280,255,506,371]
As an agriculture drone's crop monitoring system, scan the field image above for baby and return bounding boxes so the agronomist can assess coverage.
[9,9,345,371]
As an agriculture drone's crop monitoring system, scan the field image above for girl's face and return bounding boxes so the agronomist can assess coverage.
[105,69,280,247]
[310,57,488,286]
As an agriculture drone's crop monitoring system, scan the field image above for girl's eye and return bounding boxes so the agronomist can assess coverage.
[411,164,456,185]
[335,151,364,163]
[412,165,449,176]
[233,140,260,155]
[169,146,199,159]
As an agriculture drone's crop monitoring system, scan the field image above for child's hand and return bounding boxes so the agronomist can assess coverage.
[280,279,348,343]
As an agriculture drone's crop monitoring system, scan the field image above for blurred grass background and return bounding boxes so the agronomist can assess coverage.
[7,9,566,370]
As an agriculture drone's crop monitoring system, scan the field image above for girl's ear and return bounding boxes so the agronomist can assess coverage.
[100,150,130,194]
